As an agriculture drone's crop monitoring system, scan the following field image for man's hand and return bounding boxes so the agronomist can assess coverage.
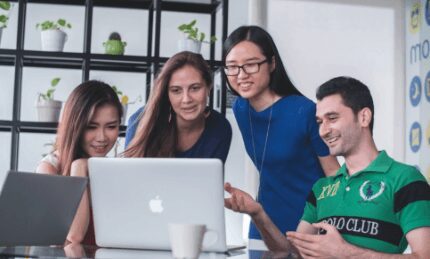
[224,182,262,216]
[287,222,347,259]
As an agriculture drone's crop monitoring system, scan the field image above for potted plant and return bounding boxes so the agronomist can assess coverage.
[36,19,72,52]
[0,1,12,44]
[36,77,62,122]
[177,19,217,53]
[103,32,127,55]
[112,85,142,125]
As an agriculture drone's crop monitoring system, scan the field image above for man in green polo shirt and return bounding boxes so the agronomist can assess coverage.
[224,76,430,257]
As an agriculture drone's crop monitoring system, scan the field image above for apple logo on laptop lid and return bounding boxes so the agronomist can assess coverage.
[149,195,164,213]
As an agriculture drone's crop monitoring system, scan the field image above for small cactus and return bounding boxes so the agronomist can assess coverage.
[109,32,121,41]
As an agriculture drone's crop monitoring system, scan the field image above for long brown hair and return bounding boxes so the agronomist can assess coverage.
[124,51,212,157]
[55,80,123,176]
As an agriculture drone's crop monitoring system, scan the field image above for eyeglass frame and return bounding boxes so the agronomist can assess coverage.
[223,59,268,76]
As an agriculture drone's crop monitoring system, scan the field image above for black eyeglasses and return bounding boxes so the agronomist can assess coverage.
[224,60,268,76]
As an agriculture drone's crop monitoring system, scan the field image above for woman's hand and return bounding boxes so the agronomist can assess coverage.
[224,182,263,217]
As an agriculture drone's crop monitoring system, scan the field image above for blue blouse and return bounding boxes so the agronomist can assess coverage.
[125,107,232,163]
[233,95,330,239]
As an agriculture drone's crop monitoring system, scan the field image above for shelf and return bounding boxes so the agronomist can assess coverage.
[0,49,17,66]
[0,121,127,136]
[23,0,221,13]
[18,121,59,134]
[90,54,152,72]
[0,121,12,132]
[93,0,152,9]
[159,1,220,14]
[4,0,228,169]
[26,0,86,6]
[22,50,83,69]
[9,52,224,72]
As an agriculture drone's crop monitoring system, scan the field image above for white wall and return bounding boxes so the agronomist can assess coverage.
[267,0,405,161]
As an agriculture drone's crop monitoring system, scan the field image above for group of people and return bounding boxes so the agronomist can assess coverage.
[35,25,430,258]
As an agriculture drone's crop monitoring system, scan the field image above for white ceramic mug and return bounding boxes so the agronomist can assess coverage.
[168,223,215,259]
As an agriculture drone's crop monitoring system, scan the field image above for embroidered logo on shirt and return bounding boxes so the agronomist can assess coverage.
[317,181,340,200]
[359,180,385,201]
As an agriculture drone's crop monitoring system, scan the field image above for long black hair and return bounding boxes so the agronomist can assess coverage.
[223,26,302,97]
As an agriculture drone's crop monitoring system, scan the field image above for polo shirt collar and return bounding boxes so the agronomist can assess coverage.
[334,150,393,178]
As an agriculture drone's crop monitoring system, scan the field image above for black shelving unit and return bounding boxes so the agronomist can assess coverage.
[0,0,229,170]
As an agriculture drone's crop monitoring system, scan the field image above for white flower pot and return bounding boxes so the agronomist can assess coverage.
[178,38,202,53]
[121,103,128,125]
[41,29,67,52]
[36,99,62,122]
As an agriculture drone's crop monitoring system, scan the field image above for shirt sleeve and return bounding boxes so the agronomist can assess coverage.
[124,107,143,148]
[394,168,430,234]
[301,190,318,224]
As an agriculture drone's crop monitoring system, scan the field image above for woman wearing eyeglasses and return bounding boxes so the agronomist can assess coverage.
[223,26,339,246]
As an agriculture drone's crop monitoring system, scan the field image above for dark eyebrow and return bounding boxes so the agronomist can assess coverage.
[226,57,262,64]
[325,112,339,117]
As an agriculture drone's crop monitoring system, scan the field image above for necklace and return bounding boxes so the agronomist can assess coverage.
[248,103,273,177]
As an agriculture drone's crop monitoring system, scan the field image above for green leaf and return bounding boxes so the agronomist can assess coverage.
[36,19,72,31]
[178,24,188,31]
[46,89,55,99]
[57,19,66,27]
[40,93,48,100]
[112,85,123,96]
[177,19,216,44]
[0,15,7,24]
[0,1,11,11]
[199,32,205,42]
[51,77,61,87]
[210,35,217,43]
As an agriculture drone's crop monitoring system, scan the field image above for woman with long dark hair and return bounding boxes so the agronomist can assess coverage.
[222,26,339,244]
[124,51,232,162]
[36,80,122,245]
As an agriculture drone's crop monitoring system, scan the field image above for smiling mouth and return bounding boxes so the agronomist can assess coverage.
[238,82,252,90]
[325,136,339,145]
[181,107,197,113]
[91,145,108,153]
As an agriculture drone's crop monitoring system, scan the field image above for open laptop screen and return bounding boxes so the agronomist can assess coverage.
[0,171,87,246]
[88,158,234,252]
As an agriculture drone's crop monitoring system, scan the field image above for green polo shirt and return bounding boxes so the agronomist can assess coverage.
[301,151,430,253]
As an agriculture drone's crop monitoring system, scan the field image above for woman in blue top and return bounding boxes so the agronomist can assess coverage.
[223,26,339,242]
[124,51,232,162]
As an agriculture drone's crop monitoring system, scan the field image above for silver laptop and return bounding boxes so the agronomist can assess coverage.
[0,171,87,246]
[88,158,245,252]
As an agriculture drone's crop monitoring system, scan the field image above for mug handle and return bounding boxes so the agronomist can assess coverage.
[203,228,218,248]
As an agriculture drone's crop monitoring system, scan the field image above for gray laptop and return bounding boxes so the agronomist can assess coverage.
[0,171,87,246]
[88,158,245,253]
